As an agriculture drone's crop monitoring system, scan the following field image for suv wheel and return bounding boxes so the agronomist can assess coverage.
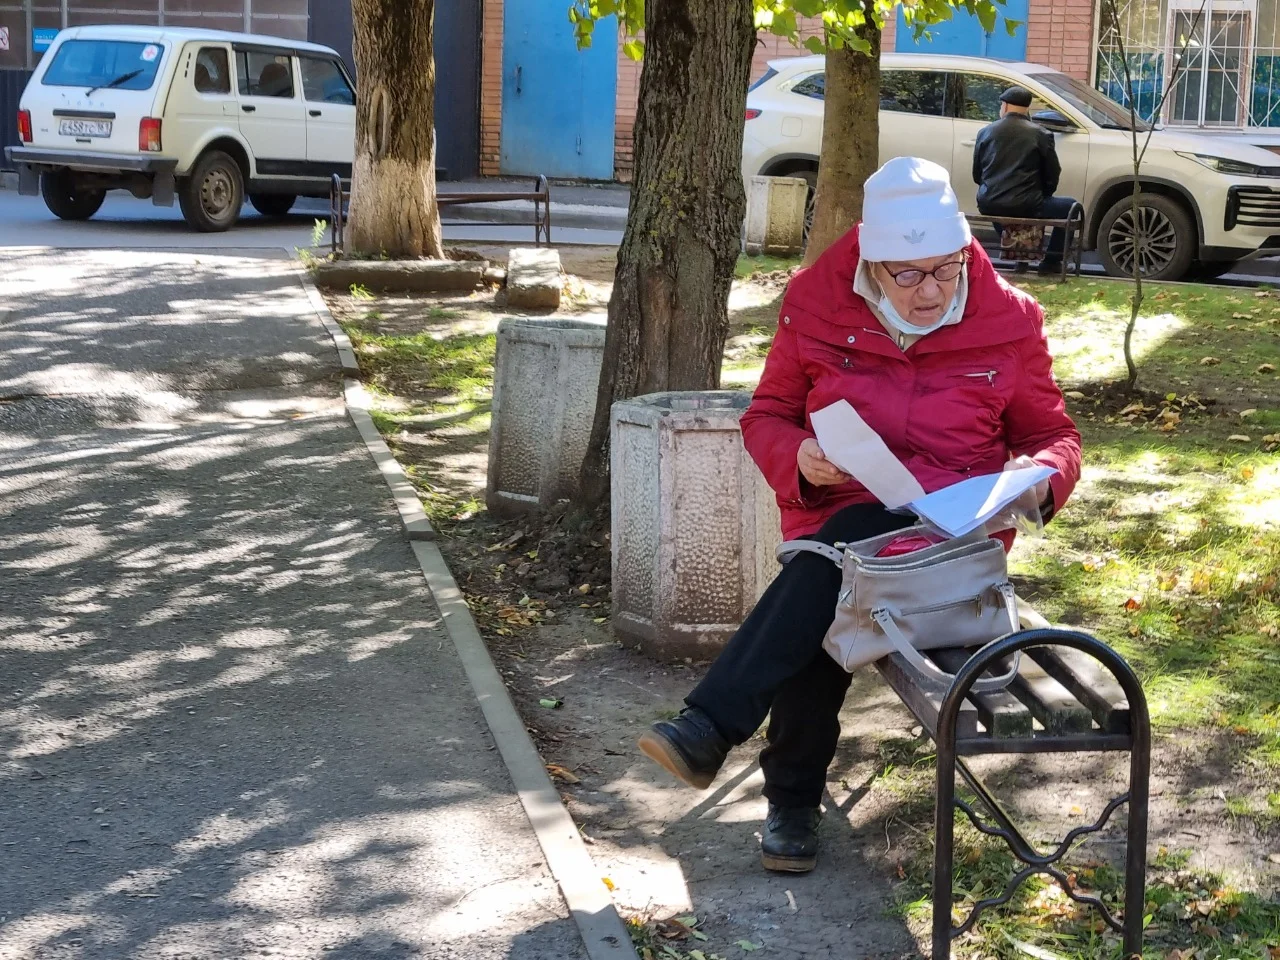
[41,171,105,221]
[1098,193,1195,281]
[249,193,296,218]
[179,150,244,232]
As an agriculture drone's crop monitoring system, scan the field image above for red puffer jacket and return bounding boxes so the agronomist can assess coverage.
[742,226,1082,540]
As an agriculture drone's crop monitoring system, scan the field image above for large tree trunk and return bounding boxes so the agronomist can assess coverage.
[575,0,756,509]
[802,9,881,266]
[346,0,443,259]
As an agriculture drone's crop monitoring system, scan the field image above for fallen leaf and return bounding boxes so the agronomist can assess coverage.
[1241,408,1259,418]
[1241,464,1256,480]
[578,584,592,594]
[736,942,762,952]
[1200,357,1222,366]
[1232,312,1250,319]
[539,698,564,709]
[1064,390,1086,400]
[1228,435,1252,443]
[546,764,579,784]
[1124,596,1143,612]
[1268,852,1280,864]
[1233,725,1250,735]
[602,876,616,891]
[1260,363,1277,374]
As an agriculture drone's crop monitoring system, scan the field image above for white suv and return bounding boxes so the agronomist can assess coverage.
[744,53,1280,280]
[6,24,355,231]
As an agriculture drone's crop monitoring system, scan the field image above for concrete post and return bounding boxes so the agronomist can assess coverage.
[486,316,607,516]
[743,176,808,257]
[610,391,783,661]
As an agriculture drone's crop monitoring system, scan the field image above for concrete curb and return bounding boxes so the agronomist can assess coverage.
[410,540,638,960]
[0,171,17,192]
[343,380,436,542]
[337,373,639,960]
[294,264,361,377]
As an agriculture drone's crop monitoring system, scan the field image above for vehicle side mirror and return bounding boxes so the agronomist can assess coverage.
[1033,110,1076,132]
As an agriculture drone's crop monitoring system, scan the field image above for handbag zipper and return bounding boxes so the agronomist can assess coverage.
[899,594,986,617]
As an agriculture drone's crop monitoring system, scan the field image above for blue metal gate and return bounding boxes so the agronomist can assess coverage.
[500,0,617,180]
[895,0,1029,61]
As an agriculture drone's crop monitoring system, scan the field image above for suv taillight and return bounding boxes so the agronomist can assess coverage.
[745,108,762,120]
[138,117,162,152]
[17,109,32,143]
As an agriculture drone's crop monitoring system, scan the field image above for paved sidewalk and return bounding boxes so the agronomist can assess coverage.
[0,250,588,959]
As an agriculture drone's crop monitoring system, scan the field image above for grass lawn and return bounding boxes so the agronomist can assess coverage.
[331,267,1280,960]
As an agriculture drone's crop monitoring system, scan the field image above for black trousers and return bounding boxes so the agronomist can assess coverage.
[686,503,915,809]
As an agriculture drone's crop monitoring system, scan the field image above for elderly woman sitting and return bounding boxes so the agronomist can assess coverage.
[639,157,1081,873]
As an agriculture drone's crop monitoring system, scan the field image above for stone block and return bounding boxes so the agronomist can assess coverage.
[487,316,607,516]
[744,176,808,257]
[506,248,563,310]
[611,391,783,662]
[312,258,487,293]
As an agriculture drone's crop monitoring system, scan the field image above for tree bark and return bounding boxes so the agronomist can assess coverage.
[346,0,443,259]
[802,7,881,266]
[575,0,756,509]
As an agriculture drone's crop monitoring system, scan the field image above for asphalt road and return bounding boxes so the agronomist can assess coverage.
[0,193,624,251]
[0,248,588,959]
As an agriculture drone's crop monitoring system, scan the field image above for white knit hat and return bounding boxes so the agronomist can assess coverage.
[858,156,972,261]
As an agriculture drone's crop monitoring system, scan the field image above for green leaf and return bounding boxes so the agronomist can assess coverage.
[623,38,644,59]
[803,35,827,54]
[736,941,762,952]
[974,0,997,34]
[1003,17,1023,36]
[793,0,826,15]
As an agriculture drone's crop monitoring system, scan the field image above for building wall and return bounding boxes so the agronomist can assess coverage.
[479,0,502,176]
[1026,0,1096,80]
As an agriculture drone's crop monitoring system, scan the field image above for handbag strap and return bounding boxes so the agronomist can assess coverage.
[776,539,844,567]
[870,583,1023,694]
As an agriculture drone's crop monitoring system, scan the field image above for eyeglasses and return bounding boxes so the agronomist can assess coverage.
[882,258,966,288]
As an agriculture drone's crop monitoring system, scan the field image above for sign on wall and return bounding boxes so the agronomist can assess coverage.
[33,28,58,53]
[0,27,9,52]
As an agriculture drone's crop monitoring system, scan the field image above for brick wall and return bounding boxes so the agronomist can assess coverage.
[479,0,502,176]
[1026,0,1096,80]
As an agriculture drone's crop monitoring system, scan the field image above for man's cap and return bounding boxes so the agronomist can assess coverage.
[1000,86,1033,108]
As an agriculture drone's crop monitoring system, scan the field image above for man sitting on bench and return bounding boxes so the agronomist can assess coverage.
[972,86,1078,275]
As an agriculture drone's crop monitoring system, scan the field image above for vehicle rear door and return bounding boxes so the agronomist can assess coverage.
[27,36,169,157]
[879,69,955,174]
[951,71,1090,214]
[232,46,307,180]
[298,54,355,178]
[166,42,238,161]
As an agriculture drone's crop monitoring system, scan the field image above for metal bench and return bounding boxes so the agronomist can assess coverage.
[327,173,553,255]
[966,204,1086,280]
[874,602,1150,959]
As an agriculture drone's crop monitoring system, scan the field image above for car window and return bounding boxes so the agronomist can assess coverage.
[954,73,1053,122]
[41,39,165,91]
[880,70,947,117]
[194,47,231,95]
[299,56,354,105]
[749,67,778,92]
[237,51,295,98]
[791,72,825,99]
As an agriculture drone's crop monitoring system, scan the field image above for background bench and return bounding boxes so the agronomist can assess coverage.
[966,203,1086,280]
[875,602,1150,959]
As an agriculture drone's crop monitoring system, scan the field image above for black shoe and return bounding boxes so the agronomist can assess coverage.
[638,707,730,790]
[760,803,821,873]
[1037,258,1064,276]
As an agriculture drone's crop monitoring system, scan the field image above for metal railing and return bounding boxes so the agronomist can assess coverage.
[329,174,553,256]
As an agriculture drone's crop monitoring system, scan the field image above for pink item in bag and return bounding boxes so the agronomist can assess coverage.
[875,531,946,557]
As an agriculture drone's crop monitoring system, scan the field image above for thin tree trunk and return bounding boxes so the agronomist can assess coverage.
[802,6,881,266]
[575,0,755,509]
[346,0,443,259]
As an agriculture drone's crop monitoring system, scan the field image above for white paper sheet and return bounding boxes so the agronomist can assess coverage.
[810,400,925,509]
[907,465,1056,538]
[809,399,1055,536]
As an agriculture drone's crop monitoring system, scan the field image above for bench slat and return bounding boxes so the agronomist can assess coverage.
[877,655,981,740]
[1029,647,1131,734]
[928,648,1033,738]
[998,653,1095,733]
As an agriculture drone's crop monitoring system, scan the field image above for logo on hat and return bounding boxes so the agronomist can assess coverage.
[904,229,926,244]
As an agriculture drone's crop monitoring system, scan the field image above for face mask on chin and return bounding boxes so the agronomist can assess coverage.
[876,286,963,338]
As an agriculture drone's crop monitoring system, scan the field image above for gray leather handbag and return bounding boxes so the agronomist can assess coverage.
[777,524,1021,692]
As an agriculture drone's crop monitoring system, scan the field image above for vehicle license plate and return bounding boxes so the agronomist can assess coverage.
[59,118,112,138]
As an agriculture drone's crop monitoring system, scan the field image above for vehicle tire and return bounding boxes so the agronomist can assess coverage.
[1097,193,1196,281]
[249,193,296,217]
[798,169,817,245]
[40,171,105,221]
[178,150,244,232]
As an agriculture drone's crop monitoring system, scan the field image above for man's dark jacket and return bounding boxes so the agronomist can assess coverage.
[972,113,1061,215]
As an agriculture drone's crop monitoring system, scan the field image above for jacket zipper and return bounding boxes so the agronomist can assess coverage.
[958,370,999,385]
